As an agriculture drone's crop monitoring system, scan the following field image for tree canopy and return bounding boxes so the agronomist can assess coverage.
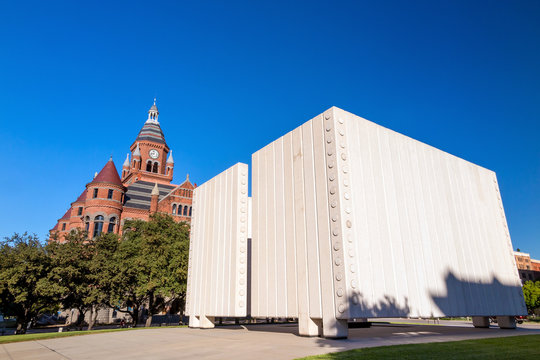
[122,213,189,326]
[0,214,190,333]
[522,280,540,314]
[0,233,57,334]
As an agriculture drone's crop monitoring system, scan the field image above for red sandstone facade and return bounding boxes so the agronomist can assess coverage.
[50,100,196,241]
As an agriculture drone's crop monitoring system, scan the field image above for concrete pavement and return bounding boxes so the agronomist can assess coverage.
[1,322,539,360]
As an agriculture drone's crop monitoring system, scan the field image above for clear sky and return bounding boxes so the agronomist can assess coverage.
[0,1,538,258]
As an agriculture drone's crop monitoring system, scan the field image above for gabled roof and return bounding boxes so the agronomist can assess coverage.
[135,122,167,146]
[159,175,195,203]
[178,174,194,189]
[91,159,123,186]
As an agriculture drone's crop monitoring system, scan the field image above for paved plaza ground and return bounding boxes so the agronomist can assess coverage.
[1,320,540,360]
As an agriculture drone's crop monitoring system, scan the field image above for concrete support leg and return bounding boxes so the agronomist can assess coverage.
[298,315,321,337]
[199,315,215,329]
[472,316,490,328]
[497,316,516,329]
[188,316,200,328]
[322,318,348,339]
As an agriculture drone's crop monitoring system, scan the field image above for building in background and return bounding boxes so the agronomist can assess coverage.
[50,100,196,241]
[514,251,540,283]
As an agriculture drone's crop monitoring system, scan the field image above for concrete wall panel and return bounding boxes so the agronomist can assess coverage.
[251,107,526,332]
[185,163,249,320]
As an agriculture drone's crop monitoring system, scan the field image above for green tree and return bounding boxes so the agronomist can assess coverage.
[47,230,102,330]
[0,233,58,334]
[89,231,144,326]
[101,231,147,326]
[121,213,189,326]
[522,280,540,314]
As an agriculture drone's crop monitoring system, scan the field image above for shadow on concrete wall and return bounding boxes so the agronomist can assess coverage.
[351,293,410,318]
[430,271,526,317]
[243,270,525,339]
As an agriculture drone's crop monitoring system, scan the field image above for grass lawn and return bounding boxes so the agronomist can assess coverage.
[298,334,540,359]
[0,325,187,344]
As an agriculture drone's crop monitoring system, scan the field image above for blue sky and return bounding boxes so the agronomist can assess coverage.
[0,1,538,258]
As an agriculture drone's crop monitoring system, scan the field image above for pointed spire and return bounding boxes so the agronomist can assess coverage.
[167,150,174,164]
[151,183,160,196]
[186,173,190,181]
[123,153,130,168]
[147,98,159,124]
[133,143,141,157]
[92,158,123,186]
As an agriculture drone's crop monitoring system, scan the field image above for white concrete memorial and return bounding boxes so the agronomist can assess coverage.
[187,107,526,338]
[185,163,249,328]
[251,107,526,337]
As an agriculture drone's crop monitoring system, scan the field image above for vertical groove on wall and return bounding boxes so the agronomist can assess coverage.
[186,163,248,318]
[247,107,525,323]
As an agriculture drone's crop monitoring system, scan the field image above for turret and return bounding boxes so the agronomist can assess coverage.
[132,143,141,171]
[166,150,174,178]
[150,183,159,214]
[85,158,125,237]
[122,153,130,179]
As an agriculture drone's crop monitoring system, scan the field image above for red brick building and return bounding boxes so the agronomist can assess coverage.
[50,100,196,241]
[514,251,540,283]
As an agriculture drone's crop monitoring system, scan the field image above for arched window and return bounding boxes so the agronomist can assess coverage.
[172,204,177,215]
[93,215,104,237]
[183,206,188,216]
[85,216,90,232]
[146,161,152,172]
[108,217,116,233]
[152,162,159,173]
[189,207,192,217]
[178,205,182,215]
